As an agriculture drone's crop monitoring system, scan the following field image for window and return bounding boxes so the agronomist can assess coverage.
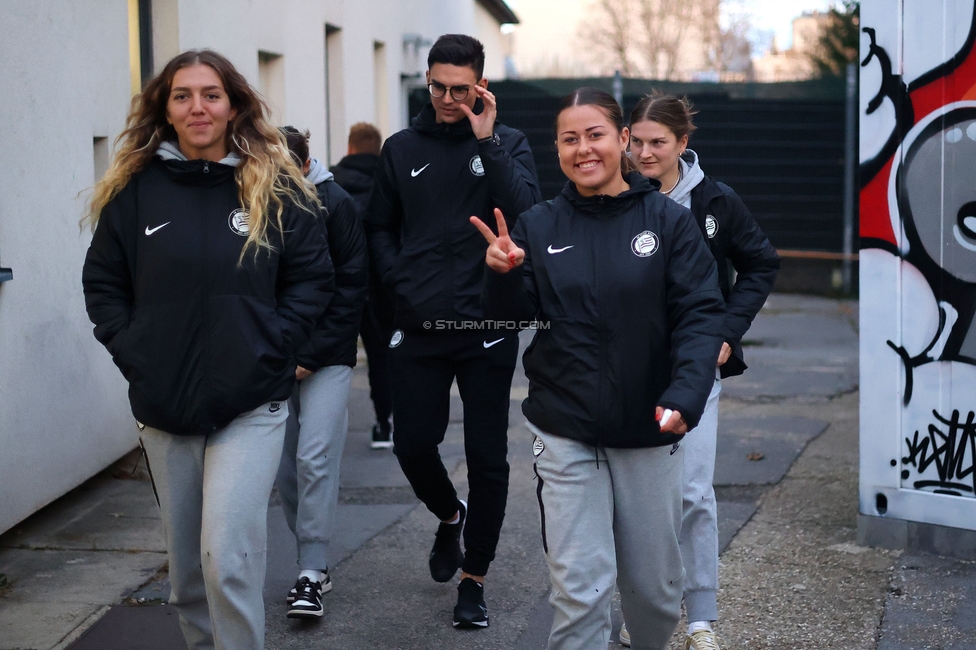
[258,51,285,125]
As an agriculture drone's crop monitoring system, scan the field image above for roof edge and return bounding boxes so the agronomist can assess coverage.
[476,0,519,25]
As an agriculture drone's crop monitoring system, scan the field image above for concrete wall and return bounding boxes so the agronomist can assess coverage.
[859,0,976,538]
[0,0,515,535]
[0,0,135,535]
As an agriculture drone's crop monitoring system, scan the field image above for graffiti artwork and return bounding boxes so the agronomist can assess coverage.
[860,0,976,505]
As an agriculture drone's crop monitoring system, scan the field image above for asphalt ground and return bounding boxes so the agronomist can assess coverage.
[3,294,974,649]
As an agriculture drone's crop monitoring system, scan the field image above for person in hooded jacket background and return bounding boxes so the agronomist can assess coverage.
[275,126,368,620]
[82,50,334,650]
[617,92,780,650]
[330,122,396,449]
[472,87,726,650]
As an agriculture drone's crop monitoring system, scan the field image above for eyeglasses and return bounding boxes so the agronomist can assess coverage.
[427,81,470,101]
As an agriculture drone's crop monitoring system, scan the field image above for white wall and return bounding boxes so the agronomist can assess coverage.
[0,0,136,535]
[0,0,514,535]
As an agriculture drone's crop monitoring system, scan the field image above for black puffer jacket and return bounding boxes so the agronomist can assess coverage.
[365,101,541,331]
[689,176,781,378]
[83,156,335,435]
[294,176,368,370]
[484,174,726,448]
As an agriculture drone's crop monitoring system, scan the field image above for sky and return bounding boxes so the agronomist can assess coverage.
[726,0,834,49]
[505,0,839,76]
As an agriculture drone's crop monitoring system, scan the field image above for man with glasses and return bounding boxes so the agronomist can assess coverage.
[365,33,540,629]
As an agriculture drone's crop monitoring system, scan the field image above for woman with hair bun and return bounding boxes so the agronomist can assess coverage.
[82,49,334,649]
[618,92,780,650]
[472,87,726,650]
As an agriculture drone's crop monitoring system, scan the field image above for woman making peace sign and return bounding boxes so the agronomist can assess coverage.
[472,88,726,650]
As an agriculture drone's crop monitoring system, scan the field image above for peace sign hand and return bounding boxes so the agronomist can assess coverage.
[470,208,525,273]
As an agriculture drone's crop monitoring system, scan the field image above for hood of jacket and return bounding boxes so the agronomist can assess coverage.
[561,172,661,218]
[157,141,241,166]
[667,149,705,208]
[306,158,334,185]
[331,154,378,195]
[155,142,240,187]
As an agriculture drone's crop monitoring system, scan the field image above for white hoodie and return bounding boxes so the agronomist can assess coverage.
[666,149,705,209]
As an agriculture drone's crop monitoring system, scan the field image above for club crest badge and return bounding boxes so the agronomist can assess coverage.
[705,215,719,239]
[389,329,404,348]
[631,231,659,257]
[469,155,485,176]
[228,208,250,236]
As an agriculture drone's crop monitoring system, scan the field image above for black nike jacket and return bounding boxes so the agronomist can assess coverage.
[689,177,781,378]
[484,173,726,448]
[364,101,541,331]
[294,179,368,370]
[83,156,335,435]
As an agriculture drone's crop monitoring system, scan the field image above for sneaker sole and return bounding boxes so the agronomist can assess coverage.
[370,441,394,449]
[287,607,324,619]
[453,618,489,628]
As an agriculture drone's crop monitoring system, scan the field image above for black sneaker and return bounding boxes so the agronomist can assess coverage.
[285,569,332,604]
[286,576,327,619]
[429,500,466,582]
[370,422,394,449]
[453,577,489,628]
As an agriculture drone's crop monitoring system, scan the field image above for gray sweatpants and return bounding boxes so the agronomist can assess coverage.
[275,364,352,570]
[680,374,722,623]
[531,425,684,650]
[140,401,288,650]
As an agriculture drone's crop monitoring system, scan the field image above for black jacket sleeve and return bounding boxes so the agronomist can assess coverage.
[363,143,402,288]
[295,182,369,370]
[717,185,780,377]
[482,216,538,323]
[82,188,138,375]
[479,127,542,228]
[275,196,335,355]
[658,204,727,430]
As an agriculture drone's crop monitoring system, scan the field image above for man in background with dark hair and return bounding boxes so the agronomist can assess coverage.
[331,123,395,450]
[365,33,540,629]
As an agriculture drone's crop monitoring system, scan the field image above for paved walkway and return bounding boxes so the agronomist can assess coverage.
[2,294,974,649]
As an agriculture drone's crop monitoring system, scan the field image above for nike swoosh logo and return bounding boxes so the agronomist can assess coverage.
[145,222,171,236]
[411,163,431,177]
[483,338,505,349]
[547,245,573,254]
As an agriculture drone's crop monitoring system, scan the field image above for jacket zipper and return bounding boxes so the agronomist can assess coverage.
[595,200,607,452]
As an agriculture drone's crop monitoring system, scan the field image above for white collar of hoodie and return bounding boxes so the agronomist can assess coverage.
[305,158,333,185]
[156,141,241,167]
[667,149,705,209]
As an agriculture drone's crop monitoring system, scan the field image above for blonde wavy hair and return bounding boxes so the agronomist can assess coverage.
[83,49,317,259]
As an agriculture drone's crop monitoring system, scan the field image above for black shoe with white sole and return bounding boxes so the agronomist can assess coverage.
[285,569,332,604]
[453,578,489,628]
[429,500,466,583]
[286,576,327,619]
[370,422,394,449]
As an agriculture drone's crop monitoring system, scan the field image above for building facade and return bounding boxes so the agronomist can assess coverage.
[0,0,516,535]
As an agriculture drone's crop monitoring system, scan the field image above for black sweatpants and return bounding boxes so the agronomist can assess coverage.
[389,328,519,577]
[359,298,393,425]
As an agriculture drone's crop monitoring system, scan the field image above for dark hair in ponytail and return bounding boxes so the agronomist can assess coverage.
[555,87,637,177]
[629,90,698,141]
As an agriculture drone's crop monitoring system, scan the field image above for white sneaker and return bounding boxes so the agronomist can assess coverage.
[618,621,631,646]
